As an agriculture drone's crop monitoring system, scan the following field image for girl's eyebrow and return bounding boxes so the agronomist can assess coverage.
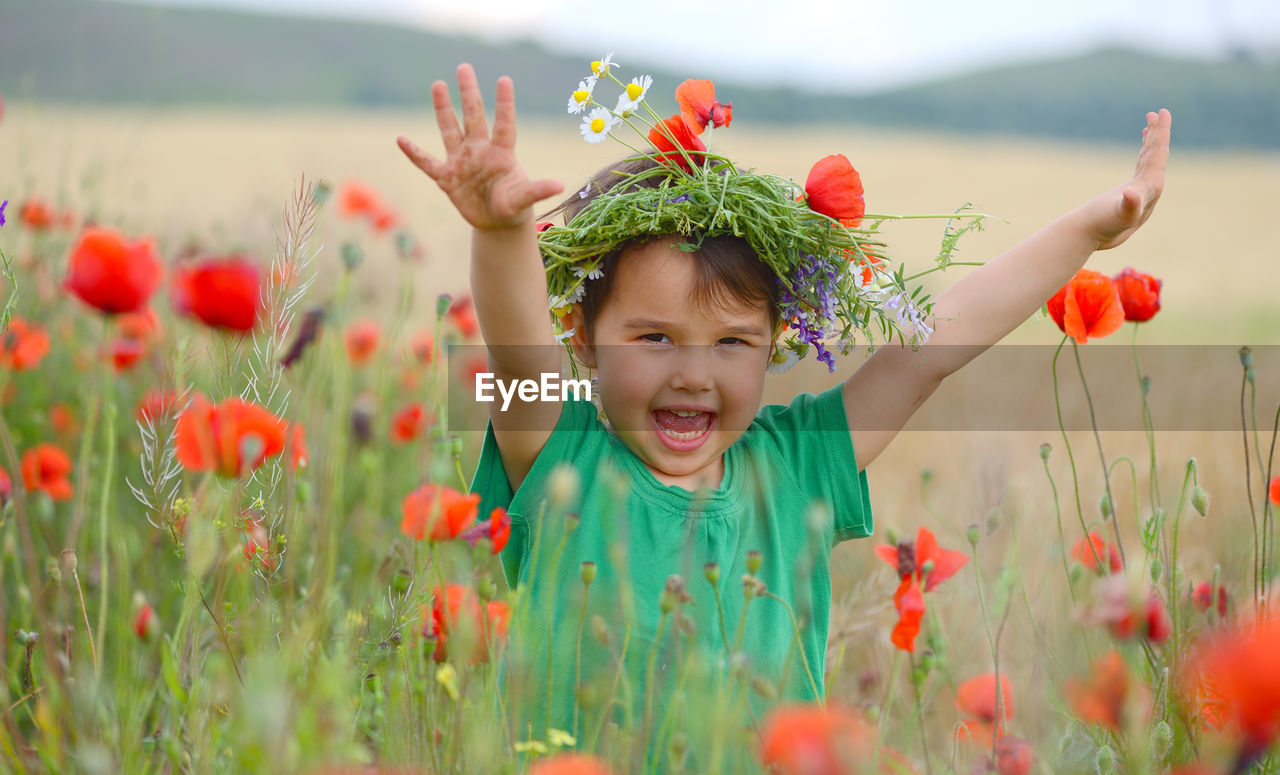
[620,318,765,338]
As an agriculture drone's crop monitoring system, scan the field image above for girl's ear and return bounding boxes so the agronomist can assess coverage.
[560,304,597,368]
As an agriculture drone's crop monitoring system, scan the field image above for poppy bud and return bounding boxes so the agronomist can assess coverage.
[1095,745,1117,775]
[966,524,980,547]
[311,180,332,206]
[920,469,933,487]
[746,550,762,575]
[1240,346,1253,369]
[476,576,497,601]
[742,574,757,600]
[341,242,363,272]
[1069,562,1084,586]
[985,507,1002,534]
[548,463,580,509]
[1040,443,1051,462]
[1149,559,1162,584]
[1191,486,1210,518]
[392,569,411,595]
[1150,720,1173,763]
[60,548,77,577]
[751,676,777,700]
[133,603,159,641]
[670,732,689,760]
[1099,493,1113,520]
[1141,375,1151,396]
[436,294,453,320]
[704,562,720,584]
[580,561,596,585]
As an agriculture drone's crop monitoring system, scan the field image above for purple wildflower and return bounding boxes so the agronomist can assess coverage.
[0,200,7,226]
[777,254,842,373]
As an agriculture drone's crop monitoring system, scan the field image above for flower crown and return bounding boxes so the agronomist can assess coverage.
[539,53,987,373]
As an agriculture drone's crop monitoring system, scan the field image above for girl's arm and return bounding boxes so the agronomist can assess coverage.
[399,64,566,489]
[843,109,1172,472]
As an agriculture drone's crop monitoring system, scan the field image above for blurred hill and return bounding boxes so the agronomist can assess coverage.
[2,0,1278,149]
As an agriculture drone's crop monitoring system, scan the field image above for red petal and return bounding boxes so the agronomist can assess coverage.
[891,577,926,652]
[874,543,900,570]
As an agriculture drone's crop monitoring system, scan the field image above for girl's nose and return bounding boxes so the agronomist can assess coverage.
[669,346,713,392]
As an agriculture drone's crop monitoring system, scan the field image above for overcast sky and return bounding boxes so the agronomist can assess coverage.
[127,0,1280,91]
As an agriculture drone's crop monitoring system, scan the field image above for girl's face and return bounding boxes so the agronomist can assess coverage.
[568,237,773,491]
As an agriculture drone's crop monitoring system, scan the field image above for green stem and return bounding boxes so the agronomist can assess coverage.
[878,649,904,741]
[1240,362,1261,612]
[640,610,670,765]
[94,401,116,677]
[1169,459,1197,676]
[1042,455,1077,604]
[1072,341,1125,567]
[901,262,985,282]
[763,592,821,702]
[1052,338,1106,572]
[1131,326,1162,511]
[573,581,591,737]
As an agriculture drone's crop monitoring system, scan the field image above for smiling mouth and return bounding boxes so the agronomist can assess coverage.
[652,409,716,447]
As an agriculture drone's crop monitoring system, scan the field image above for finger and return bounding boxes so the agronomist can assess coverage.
[492,76,517,150]
[1118,186,1143,224]
[397,136,442,180]
[509,178,566,213]
[456,63,490,141]
[432,80,463,153]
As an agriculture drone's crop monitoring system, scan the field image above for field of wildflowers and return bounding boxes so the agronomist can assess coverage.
[2,95,1280,775]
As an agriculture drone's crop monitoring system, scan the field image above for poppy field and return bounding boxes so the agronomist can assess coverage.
[2,103,1280,775]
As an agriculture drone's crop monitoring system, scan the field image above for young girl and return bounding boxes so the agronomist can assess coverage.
[398,62,1170,758]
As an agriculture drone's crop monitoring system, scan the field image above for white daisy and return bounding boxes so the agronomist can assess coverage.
[553,327,577,344]
[614,74,652,116]
[571,262,604,281]
[579,107,617,144]
[566,79,595,115]
[766,347,800,375]
[565,283,586,304]
[590,52,618,79]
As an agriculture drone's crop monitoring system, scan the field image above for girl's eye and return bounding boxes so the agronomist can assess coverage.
[641,333,670,343]
[718,337,746,346]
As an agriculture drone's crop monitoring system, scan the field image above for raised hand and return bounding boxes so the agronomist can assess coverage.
[398,64,564,231]
[1088,108,1172,251]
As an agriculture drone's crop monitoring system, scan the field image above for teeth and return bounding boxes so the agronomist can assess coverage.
[659,427,705,441]
[670,409,702,417]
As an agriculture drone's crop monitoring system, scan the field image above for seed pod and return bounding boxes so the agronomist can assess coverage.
[746,550,762,575]
[1039,443,1051,462]
[1095,744,1116,775]
[985,507,1002,534]
[580,561,597,585]
[341,242,363,272]
[703,562,720,585]
[751,676,777,700]
[966,524,981,547]
[1239,346,1253,369]
[1149,720,1173,763]
[1099,493,1113,520]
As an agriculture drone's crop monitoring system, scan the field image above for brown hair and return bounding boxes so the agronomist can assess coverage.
[540,156,781,338]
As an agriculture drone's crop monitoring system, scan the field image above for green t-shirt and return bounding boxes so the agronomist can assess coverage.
[471,384,872,750]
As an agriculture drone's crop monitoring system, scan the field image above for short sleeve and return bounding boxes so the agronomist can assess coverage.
[750,384,873,544]
[470,398,610,586]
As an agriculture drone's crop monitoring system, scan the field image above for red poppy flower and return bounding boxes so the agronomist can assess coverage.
[242,516,273,570]
[133,604,158,641]
[64,227,164,315]
[0,466,11,504]
[447,297,480,339]
[805,154,866,228]
[674,79,733,134]
[993,737,1034,775]
[108,338,145,371]
[49,404,77,436]
[874,526,969,592]
[647,115,708,174]
[409,331,434,364]
[390,404,426,443]
[1,317,51,371]
[1269,474,1280,506]
[1112,268,1162,322]
[136,389,180,423]
[1045,269,1124,344]
[423,584,511,663]
[955,673,1014,743]
[1066,651,1149,731]
[535,221,555,234]
[344,319,381,364]
[20,198,54,230]
[759,703,875,775]
[461,507,512,554]
[172,256,262,333]
[1182,616,1280,760]
[339,181,383,218]
[891,575,926,652]
[1071,531,1122,573]
[288,423,308,472]
[528,753,615,775]
[175,394,288,477]
[21,443,73,501]
[401,483,481,541]
[371,207,399,233]
[1191,582,1229,618]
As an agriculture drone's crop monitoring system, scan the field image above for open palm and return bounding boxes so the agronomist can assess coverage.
[398,64,563,231]
[1094,109,1172,251]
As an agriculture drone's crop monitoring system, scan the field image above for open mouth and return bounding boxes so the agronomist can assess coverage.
[651,408,716,451]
